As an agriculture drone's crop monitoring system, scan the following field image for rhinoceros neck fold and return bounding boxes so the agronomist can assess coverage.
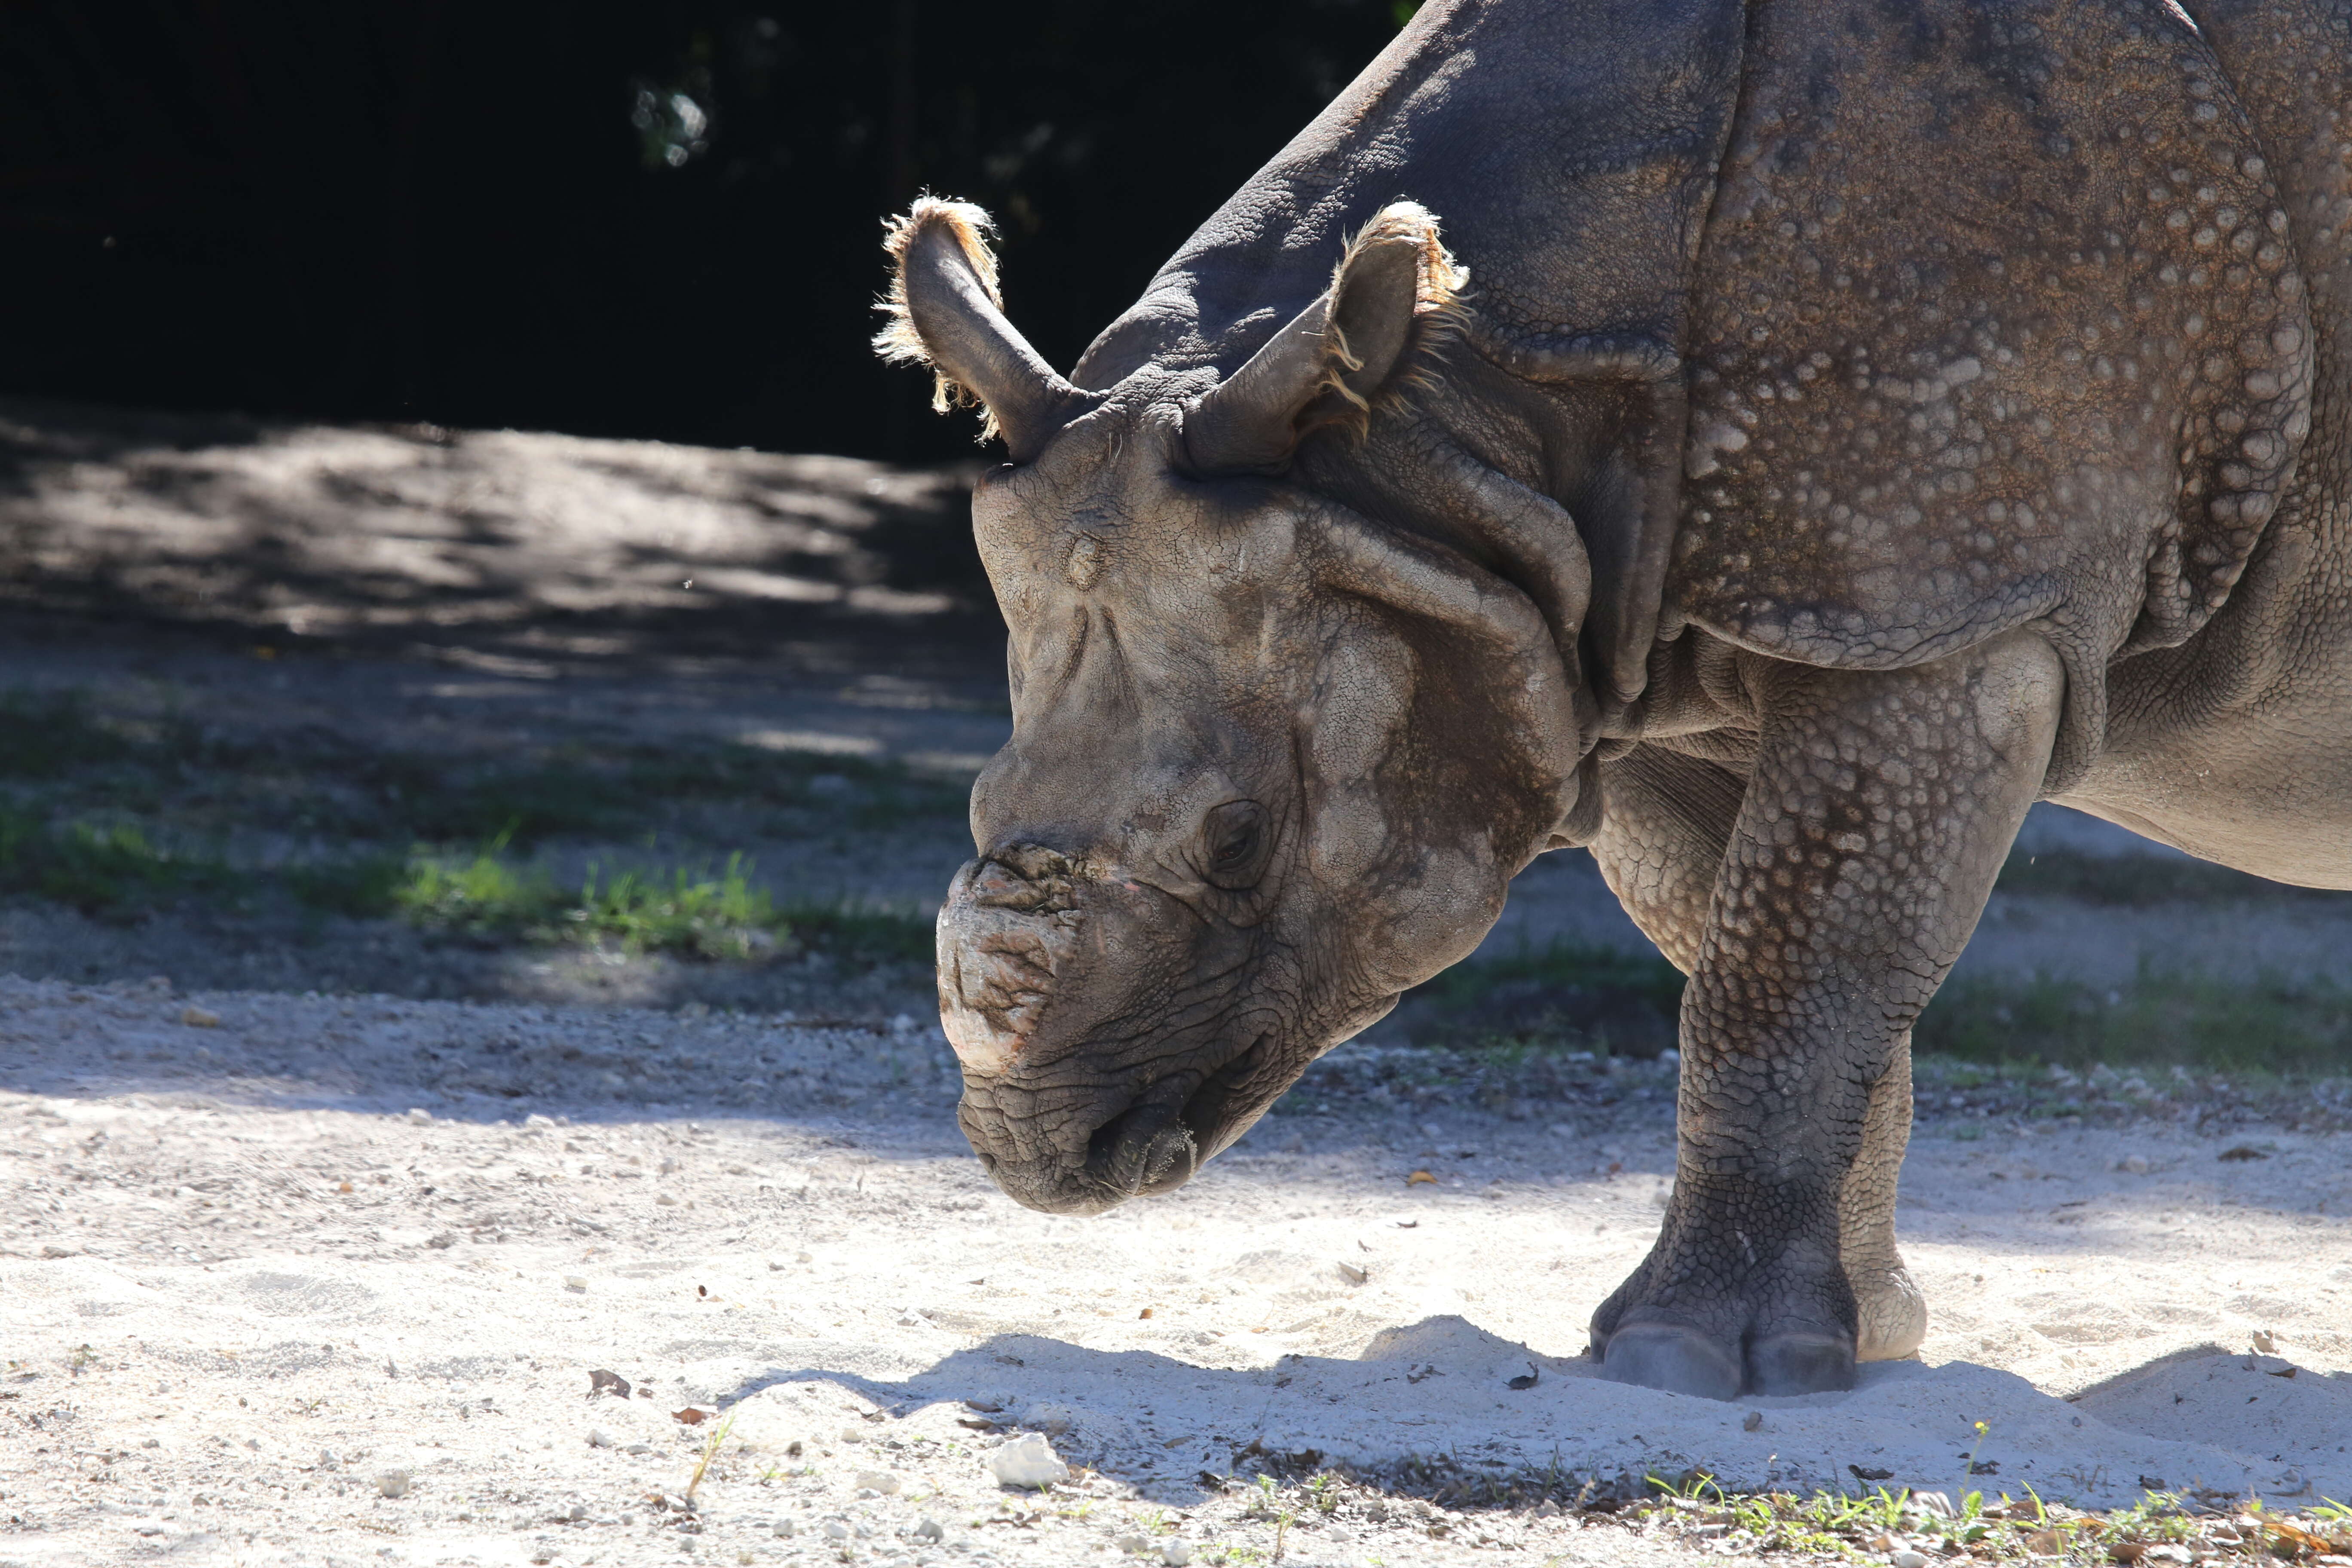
[1069,0,1749,709]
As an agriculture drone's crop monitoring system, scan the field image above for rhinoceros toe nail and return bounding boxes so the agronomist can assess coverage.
[1746,1331,1858,1397]
[1598,1324,1742,1401]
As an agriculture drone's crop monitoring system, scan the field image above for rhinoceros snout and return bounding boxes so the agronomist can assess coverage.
[934,852,1081,1073]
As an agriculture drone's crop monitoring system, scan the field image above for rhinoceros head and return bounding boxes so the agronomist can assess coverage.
[877,199,1588,1213]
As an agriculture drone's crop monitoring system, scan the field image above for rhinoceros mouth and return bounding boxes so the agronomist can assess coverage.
[1078,1036,1268,1203]
[1083,1099,1199,1200]
[961,1033,1275,1214]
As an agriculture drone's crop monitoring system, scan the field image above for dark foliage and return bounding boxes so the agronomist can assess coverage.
[0,1,1410,460]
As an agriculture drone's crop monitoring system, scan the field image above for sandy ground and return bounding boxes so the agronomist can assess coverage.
[5,976,2350,1568]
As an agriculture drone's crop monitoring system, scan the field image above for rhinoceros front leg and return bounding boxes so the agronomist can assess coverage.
[1592,742,1926,1367]
[1589,629,2063,1398]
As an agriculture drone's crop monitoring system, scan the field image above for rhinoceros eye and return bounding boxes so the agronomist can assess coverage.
[1200,800,1269,890]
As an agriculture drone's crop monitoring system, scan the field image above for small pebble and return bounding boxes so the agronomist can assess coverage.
[588,1429,613,1448]
[989,1433,1069,1488]
[1161,1541,1193,1566]
[823,1520,851,1540]
[914,1519,943,1542]
[179,1006,220,1029]
[405,1108,432,1124]
[1894,1552,1930,1568]
[852,1470,901,1495]
[374,1468,410,1499]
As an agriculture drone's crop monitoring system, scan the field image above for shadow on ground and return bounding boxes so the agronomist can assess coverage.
[0,395,1002,676]
[729,1318,2352,1510]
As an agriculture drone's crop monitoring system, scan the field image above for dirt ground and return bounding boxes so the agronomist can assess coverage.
[3,978,2349,1568]
[3,402,2351,1568]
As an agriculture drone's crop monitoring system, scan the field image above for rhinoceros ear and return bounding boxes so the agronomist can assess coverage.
[1182,202,1462,474]
[875,198,1089,461]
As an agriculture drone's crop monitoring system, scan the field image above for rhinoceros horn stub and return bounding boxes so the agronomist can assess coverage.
[874,198,1090,460]
[935,852,1083,1074]
[1182,201,1464,474]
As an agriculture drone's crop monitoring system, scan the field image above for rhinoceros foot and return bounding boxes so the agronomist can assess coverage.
[1850,1263,1928,1364]
[1593,1323,1743,1401]
[1746,1330,1860,1396]
[1595,1318,1858,1400]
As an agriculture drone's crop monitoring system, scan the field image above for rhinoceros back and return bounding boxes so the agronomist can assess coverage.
[1670,0,2318,789]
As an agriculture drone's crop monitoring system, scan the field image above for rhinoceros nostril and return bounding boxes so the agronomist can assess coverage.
[969,844,1084,913]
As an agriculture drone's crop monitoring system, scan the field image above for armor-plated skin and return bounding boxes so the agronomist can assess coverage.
[879,0,2352,1399]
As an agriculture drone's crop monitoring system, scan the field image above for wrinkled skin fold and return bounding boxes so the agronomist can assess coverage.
[878,0,2352,1398]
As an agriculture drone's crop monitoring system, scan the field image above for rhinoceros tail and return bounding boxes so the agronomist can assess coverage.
[875,196,1007,435]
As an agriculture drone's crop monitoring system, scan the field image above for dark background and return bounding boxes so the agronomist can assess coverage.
[0,1,1412,463]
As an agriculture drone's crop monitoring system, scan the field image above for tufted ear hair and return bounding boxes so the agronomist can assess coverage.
[1182,202,1464,474]
[874,198,1090,461]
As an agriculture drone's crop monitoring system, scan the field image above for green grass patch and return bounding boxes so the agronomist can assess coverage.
[344,743,969,845]
[1630,1473,2343,1563]
[1917,960,2352,1073]
[0,789,928,968]
[0,690,144,779]
[773,901,936,965]
[0,808,240,918]
[1992,846,2334,906]
[1408,935,2352,1075]
[1393,939,1686,1058]
[280,852,409,919]
[1410,940,1686,1016]
[0,685,970,850]
[0,684,962,958]
[389,846,928,966]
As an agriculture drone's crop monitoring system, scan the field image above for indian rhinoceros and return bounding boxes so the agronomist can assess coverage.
[875,0,2352,1399]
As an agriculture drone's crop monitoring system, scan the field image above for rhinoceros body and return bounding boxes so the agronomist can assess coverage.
[881,0,2352,1398]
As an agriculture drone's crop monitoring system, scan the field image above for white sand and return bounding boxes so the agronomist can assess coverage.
[4,975,2350,1568]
